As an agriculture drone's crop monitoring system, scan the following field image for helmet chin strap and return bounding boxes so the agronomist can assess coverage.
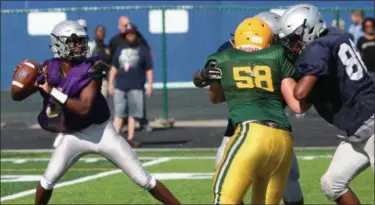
[229,39,235,48]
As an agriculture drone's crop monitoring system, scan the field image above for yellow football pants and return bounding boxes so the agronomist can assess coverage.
[212,121,293,205]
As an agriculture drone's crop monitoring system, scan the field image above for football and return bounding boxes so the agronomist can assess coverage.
[11,59,39,100]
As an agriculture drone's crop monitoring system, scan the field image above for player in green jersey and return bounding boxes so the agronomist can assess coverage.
[204,17,309,204]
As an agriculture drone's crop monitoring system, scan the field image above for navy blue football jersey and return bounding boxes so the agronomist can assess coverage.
[295,28,374,135]
[217,40,234,52]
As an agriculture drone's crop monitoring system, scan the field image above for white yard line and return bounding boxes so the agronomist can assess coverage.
[1,156,213,162]
[1,155,333,164]
[0,157,171,202]
[0,156,216,163]
[1,157,158,163]
[25,120,229,129]
[0,146,336,153]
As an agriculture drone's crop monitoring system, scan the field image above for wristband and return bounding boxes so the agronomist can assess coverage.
[50,88,68,105]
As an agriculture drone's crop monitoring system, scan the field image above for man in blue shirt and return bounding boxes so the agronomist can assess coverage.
[108,16,153,132]
[109,23,153,147]
[348,9,365,46]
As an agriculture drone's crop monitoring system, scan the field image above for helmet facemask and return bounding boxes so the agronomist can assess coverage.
[278,4,326,59]
[281,26,305,52]
[51,33,89,60]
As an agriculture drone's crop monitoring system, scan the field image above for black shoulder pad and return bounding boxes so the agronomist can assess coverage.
[88,60,109,80]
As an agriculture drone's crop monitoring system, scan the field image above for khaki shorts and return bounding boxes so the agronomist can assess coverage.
[113,89,144,118]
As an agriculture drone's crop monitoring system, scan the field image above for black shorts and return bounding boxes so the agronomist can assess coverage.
[223,118,235,137]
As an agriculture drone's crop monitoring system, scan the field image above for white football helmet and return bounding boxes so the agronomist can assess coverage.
[278,4,326,51]
[254,11,281,34]
[50,20,89,59]
[77,19,87,31]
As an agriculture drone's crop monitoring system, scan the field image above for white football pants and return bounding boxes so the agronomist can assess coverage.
[40,121,156,191]
[321,115,374,201]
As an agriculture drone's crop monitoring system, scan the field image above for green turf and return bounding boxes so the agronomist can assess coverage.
[0,148,335,158]
[0,159,149,197]
[1,150,373,204]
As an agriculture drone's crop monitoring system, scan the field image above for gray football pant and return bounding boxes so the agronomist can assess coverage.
[216,136,303,203]
[321,116,374,201]
[40,121,156,190]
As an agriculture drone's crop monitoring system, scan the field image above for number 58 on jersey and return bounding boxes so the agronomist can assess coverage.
[232,65,275,92]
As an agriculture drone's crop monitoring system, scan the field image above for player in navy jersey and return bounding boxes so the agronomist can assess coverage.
[279,4,374,205]
[11,20,180,205]
[193,11,304,205]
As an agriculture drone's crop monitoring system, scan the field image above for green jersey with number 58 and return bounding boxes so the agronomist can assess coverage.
[206,45,297,130]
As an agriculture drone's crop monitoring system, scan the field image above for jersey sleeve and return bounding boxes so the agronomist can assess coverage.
[36,61,47,84]
[295,42,331,77]
[278,47,299,80]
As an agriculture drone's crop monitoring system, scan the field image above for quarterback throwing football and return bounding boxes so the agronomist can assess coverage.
[11,20,180,205]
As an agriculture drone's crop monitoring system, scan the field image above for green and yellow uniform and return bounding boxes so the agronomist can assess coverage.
[211,45,297,204]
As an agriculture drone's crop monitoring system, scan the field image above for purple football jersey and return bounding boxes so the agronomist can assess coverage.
[36,57,110,133]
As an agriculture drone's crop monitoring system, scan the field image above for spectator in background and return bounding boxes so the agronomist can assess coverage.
[88,25,111,98]
[331,18,345,30]
[348,9,365,46]
[331,18,354,41]
[357,17,375,75]
[109,16,152,132]
[109,23,154,148]
[109,16,151,58]
[108,16,131,58]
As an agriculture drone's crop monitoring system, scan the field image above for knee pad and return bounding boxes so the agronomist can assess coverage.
[40,177,55,190]
[320,173,349,201]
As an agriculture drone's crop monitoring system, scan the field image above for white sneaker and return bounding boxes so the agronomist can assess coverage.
[142,124,153,132]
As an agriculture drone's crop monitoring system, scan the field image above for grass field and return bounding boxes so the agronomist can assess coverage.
[1,149,373,204]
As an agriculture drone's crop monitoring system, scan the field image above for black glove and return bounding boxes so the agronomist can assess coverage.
[200,60,222,81]
[88,60,109,80]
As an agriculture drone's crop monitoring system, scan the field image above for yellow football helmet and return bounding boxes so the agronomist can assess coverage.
[234,17,273,51]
